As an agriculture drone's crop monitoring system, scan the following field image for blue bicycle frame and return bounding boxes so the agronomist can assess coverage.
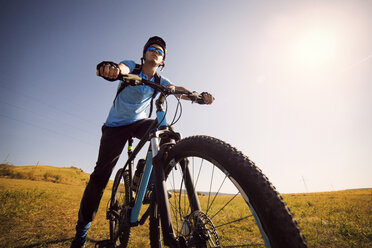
[110,77,202,247]
[129,106,168,224]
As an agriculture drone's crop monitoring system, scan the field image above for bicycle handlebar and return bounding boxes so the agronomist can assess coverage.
[118,74,205,103]
[96,67,208,103]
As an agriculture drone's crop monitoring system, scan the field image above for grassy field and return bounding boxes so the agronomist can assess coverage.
[0,164,371,247]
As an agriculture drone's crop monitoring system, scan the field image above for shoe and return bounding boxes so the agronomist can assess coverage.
[70,221,91,248]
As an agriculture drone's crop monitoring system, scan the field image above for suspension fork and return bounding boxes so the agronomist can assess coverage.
[179,158,202,212]
[152,94,201,246]
[151,129,202,247]
[151,130,178,247]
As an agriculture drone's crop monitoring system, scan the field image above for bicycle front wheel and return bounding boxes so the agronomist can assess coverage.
[150,135,307,248]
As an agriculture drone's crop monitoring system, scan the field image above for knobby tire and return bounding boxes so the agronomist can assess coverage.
[109,168,131,248]
[149,135,307,248]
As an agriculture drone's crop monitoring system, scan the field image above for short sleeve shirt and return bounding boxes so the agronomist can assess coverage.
[104,60,171,127]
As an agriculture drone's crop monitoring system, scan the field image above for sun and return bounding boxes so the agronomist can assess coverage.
[295,28,337,67]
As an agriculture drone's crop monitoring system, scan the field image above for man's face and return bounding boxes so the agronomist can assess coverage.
[145,44,164,66]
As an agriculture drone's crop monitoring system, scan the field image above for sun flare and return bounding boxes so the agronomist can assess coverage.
[295,28,337,67]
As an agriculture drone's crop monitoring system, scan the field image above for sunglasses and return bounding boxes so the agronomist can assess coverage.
[147,46,164,56]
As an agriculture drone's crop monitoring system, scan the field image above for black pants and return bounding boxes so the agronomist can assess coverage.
[77,119,155,224]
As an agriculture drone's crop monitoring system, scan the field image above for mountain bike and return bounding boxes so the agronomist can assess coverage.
[96,74,307,248]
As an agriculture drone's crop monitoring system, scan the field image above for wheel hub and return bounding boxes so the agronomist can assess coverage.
[183,210,220,247]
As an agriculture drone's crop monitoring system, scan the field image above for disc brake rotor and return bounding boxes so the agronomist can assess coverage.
[183,210,220,247]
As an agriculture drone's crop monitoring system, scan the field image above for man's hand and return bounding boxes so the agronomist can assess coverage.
[167,84,214,104]
[201,92,214,105]
[97,61,130,81]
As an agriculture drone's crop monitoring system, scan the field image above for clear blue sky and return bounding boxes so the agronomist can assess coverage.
[0,0,371,193]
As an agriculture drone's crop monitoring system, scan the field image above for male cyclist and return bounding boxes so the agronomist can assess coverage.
[70,36,213,247]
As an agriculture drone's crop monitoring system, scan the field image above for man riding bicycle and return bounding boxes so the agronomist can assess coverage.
[70,36,214,248]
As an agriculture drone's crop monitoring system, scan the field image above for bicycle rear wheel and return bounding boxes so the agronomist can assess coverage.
[149,135,307,248]
[109,168,131,247]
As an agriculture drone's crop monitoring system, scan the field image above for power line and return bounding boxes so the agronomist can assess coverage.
[0,80,99,129]
[0,113,96,147]
[0,99,97,137]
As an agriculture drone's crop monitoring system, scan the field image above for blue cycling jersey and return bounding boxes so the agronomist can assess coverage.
[104,60,171,127]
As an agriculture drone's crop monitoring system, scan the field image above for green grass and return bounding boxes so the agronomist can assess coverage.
[0,165,371,247]
[284,190,372,248]
[0,163,90,186]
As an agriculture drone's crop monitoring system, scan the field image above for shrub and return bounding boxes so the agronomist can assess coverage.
[0,163,12,177]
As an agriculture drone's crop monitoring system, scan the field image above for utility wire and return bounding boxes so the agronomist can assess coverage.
[0,113,96,147]
[0,99,97,137]
[0,79,98,129]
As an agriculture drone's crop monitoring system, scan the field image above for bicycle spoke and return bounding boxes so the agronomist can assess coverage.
[192,157,195,185]
[168,199,180,234]
[206,174,228,215]
[167,167,180,234]
[210,192,239,220]
[215,214,252,229]
[194,158,204,189]
[182,161,191,215]
[206,163,215,212]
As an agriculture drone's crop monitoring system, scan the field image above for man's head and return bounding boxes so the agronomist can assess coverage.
[142,36,167,67]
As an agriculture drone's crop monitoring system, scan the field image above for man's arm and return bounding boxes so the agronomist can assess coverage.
[167,84,214,105]
[97,62,214,104]
[118,63,130,75]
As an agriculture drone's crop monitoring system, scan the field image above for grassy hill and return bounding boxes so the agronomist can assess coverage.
[0,164,371,247]
[0,163,90,186]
